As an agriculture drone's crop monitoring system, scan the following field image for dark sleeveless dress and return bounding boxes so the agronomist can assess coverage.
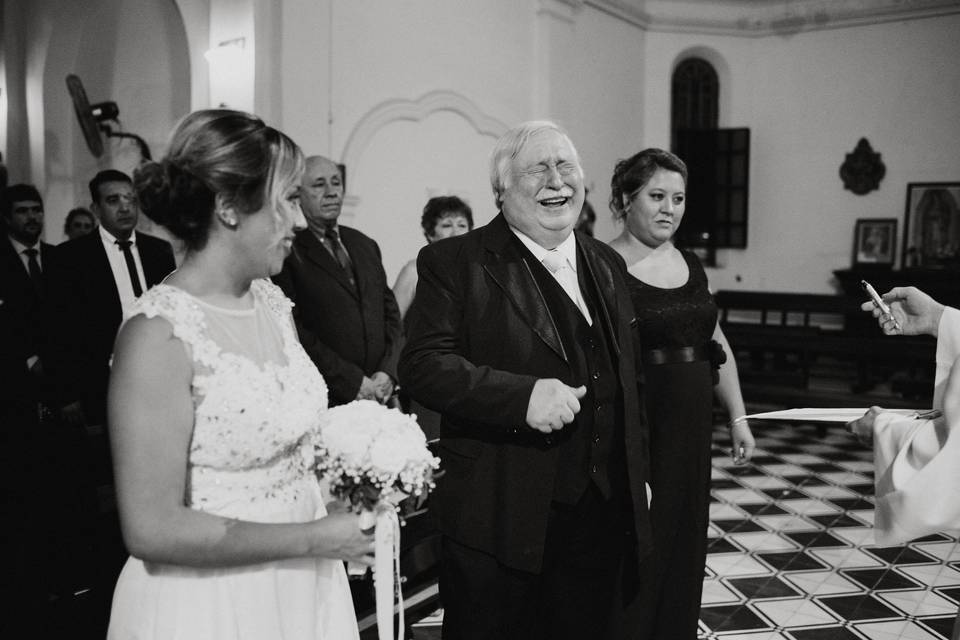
[626,250,719,640]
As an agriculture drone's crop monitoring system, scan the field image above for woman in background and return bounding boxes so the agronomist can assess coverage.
[608,148,755,640]
[107,109,371,639]
[392,195,473,319]
[62,207,96,241]
[392,195,473,439]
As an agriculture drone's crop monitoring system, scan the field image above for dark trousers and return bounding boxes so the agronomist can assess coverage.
[1,406,104,637]
[439,484,626,640]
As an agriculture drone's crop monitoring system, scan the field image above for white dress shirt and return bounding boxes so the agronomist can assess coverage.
[99,225,147,317]
[511,229,592,325]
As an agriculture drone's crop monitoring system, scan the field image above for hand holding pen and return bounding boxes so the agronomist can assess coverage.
[858,285,945,337]
[728,416,755,465]
[860,280,902,334]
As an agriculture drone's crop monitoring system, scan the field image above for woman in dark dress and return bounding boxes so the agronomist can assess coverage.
[608,148,756,640]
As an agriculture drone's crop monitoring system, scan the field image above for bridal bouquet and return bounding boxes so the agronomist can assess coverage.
[314,400,440,640]
[315,399,439,516]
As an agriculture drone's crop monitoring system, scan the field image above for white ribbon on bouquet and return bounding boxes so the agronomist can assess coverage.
[357,507,403,640]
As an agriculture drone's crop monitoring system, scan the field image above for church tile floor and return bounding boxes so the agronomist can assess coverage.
[412,422,960,639]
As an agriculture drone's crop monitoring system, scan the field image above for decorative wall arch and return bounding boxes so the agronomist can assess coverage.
[39,0,192,238]
[340,90,508,180]
[172,0,210,110]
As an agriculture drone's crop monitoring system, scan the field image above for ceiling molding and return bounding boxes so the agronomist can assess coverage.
[585,0,652,28]
[538,0,585,23]
[586,0,960,36]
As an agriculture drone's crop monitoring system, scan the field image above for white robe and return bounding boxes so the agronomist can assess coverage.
[872,306,960,546]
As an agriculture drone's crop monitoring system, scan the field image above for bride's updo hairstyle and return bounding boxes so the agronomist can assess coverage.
[609,148,687,221]
[136,109,304,250]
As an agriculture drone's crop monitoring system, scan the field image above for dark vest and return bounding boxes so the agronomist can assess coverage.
[526,245,626,505]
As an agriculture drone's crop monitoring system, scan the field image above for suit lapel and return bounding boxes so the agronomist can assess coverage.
[39,242,54,268]
[293,229,359,299]
[578,234,621,356]
[481,215,566,361]
[338,228,369,299]
[135,232,160,287]
[1,237,30,290]
[85,233,123,324]
[37,241,55,294]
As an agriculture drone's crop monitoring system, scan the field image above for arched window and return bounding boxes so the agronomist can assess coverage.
[671,57,749,253]
[671,57,719,145]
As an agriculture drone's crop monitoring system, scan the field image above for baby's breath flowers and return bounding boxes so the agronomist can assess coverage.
[315,400,440,513]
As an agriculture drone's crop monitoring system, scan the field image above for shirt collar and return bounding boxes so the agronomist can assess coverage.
[99,224,135,247]
[510,227,578,272]
[311,222,340,243]
[8,235,38,255]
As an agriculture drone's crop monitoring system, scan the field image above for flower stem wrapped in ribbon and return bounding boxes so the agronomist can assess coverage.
[315,400,440,640]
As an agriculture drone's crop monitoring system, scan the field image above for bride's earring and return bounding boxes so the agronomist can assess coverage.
[216,204,238,229]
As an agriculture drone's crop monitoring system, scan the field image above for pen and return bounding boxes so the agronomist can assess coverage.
[733,444,746,463]
[860,280,901,332]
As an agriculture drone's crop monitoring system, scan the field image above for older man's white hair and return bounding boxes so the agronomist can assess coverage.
[488,120,582,208]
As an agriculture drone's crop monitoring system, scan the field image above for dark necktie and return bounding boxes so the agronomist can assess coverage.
[323,226,355,288]
[116,240,144,297]
[23,247,42,295]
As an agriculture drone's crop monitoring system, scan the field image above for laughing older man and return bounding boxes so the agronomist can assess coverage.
[399,121,652,639]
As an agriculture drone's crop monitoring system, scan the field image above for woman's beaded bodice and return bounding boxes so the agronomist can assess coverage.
[627,250,718,350]
[128,279,327,518]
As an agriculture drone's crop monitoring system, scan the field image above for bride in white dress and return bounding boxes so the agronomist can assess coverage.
[106,109,371,639]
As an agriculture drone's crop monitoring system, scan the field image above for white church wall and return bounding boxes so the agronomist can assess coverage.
[7,1,958,288]
[36,0,190,242]
[270,0,648,281]
[644,14,960,293]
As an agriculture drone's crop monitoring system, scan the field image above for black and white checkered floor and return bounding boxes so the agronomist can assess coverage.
[701,422,959,639]
[412,421,960,639]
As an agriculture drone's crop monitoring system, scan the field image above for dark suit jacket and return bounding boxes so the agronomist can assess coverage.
[45,230,175,424]
[398,213,652,574]
[273,226,402,406]
[0,238,57,413]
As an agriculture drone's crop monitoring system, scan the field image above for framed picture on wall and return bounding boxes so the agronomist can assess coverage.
[853,218,897,267]
[902,182,960,269]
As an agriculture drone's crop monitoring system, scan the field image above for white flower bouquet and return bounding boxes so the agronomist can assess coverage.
[314,399,440,640]
[315,399,439,517]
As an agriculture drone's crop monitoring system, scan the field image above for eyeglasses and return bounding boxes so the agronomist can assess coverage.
[516,162,581,180]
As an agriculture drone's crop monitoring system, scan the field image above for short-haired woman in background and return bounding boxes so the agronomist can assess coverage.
[63,207,96,241]
[392,195,473,320]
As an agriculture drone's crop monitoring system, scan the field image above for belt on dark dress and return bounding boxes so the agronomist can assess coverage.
[641,344,712,365]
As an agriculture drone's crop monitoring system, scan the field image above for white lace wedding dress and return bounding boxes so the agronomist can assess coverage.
[107,279,359,639]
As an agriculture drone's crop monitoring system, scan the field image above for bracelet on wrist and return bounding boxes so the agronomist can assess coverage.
[728,415,748,429]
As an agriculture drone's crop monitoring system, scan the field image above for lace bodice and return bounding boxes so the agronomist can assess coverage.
[128,279,327,518]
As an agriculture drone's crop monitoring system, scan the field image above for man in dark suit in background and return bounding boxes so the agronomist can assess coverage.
[44,169,175,632]
[1,184,55,422]
[274,155,402,406]
[399,121,653,640]
[1,183,94,631]
[47,169,176,428]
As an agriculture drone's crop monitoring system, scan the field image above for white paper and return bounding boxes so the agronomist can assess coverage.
[745,407,937,423]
